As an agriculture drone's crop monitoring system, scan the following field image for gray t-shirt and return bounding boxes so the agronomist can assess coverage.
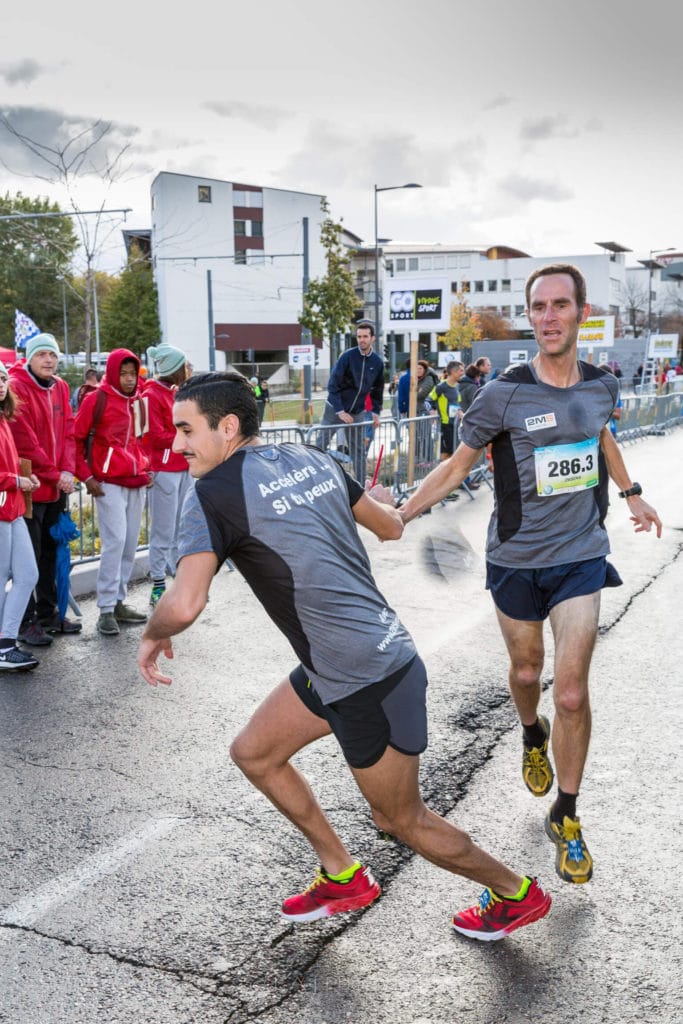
[460,361,619,568]
[178,442,416,703]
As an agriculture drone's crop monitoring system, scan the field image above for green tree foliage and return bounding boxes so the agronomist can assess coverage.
[0,192,79,346]
[99,244,161,355]
[299,199,357,352]
[439,291,482,350]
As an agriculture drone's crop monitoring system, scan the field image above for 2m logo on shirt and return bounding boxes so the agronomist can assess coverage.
[525,412,557,432]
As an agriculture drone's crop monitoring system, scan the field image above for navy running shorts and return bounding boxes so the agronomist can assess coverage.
[290,655,428,770]
[486,556,623,622]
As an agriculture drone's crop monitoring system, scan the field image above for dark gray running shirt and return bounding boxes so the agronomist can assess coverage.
[460,361,619,568]
[178,443,416,702]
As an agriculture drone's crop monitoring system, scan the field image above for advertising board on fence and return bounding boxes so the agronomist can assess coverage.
[577,315,614,348]
[648,333,679,359]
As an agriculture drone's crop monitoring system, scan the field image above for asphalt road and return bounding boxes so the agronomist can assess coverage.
[1,429,681,1024]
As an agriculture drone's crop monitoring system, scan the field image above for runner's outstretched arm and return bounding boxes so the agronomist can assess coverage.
[137,551,218,686]
[399,442,484,524]
[599,427,662,537]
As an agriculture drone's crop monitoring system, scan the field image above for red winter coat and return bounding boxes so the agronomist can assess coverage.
[141,378,189,473]
[73,349,151,489]
[8,363,76,504]
[0,416,26,521]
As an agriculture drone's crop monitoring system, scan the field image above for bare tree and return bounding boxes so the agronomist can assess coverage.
[621,276,649,337]
[0,115,133,357]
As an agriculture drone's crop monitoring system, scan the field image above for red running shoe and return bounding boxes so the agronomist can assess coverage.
[281,864,381,922]
[452,877,551,941]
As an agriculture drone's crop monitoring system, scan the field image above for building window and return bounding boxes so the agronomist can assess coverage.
[515,305,525,317]
[396,258,406,272]
[447,255,458,269]
[232,189,263,208]
[234,219,246,234]
[408,257,418,271]
[488,280,498,292]
[198,185,212,203]
[251,220,263,237]
[474,280,484,292]
[421,256,432,270]
[501,306,511,318]
[433,256,444,269]
[235,250,247,265]
[501,278,511,292]
[459,255,471,268]
[385,260,394,274]
[461,280,470,293]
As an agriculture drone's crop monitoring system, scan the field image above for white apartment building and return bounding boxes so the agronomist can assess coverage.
[380,241,630,346]
[151,173,327,373]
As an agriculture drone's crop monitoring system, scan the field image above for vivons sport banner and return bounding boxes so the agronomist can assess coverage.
[384,277,450,332]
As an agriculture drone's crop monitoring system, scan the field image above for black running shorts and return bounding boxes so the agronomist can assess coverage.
[290,655,428,769]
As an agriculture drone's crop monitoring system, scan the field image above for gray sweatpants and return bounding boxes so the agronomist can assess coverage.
[0,517,39,640]
[95,484,146,612]
[148,470,192,581]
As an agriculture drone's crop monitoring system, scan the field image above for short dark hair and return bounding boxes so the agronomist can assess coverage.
[356,320,375,338]
[84,367,98,382]
[175,371,259,436]
[525,263,587,312]
[446,360,463,373]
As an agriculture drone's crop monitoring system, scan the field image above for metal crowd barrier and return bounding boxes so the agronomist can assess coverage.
[67,392,683,567]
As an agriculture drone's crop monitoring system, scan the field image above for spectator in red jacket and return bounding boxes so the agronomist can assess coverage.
[0,361,41,670]
[143,344,191,606]
[8,333,80,645]
[74,349,151,637]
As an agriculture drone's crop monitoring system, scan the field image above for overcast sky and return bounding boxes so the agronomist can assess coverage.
[1,0,681,272]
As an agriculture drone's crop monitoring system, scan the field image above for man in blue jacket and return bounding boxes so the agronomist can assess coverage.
[319,322,384,482]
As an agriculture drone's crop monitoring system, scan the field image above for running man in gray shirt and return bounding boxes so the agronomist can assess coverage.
[137,371,552,941]
[399,264,662,886]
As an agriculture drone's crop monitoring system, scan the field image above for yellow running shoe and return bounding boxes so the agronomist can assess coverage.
[522,714,554,796]
[544,812,593,884]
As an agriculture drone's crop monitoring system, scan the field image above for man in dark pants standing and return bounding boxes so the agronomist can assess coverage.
[9,333,81,645]
[319,322,384,483]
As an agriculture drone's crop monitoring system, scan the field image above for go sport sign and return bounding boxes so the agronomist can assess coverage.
[385,277,450,332]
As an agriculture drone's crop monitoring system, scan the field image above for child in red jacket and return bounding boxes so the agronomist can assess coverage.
[74,349,151,636]
[0,361,40,669]
[143,344,191,606]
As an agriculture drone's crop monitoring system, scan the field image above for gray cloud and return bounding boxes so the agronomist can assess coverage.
[0,106,139,179]
[277,120,486,193]
[202,100,290,130]
[0,59,45,86]
[498,173,573,203]
[520,114,578,141]
[483,93,514,111]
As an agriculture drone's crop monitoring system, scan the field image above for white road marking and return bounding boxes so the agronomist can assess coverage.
[0,816,182,932]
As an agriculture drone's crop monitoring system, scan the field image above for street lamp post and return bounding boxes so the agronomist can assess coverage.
[373,183,421,375]
[638,247,675,391]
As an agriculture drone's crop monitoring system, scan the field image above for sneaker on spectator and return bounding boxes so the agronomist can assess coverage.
[18,622,53,647]
[544,812,593,884]
[149,584,166,608]
[281,864,381,921]
[452,877,551,941]
[96,612,120,636]
[0,646,40,671]
[39,612,82,635]
[114,602,147,624]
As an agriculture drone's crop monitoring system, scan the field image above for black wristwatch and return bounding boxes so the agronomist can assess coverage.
[618,483,642,498]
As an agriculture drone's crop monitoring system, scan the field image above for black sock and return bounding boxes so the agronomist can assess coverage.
[551,788,578,823]
[0,638,16,652]
[522,718,546,749]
